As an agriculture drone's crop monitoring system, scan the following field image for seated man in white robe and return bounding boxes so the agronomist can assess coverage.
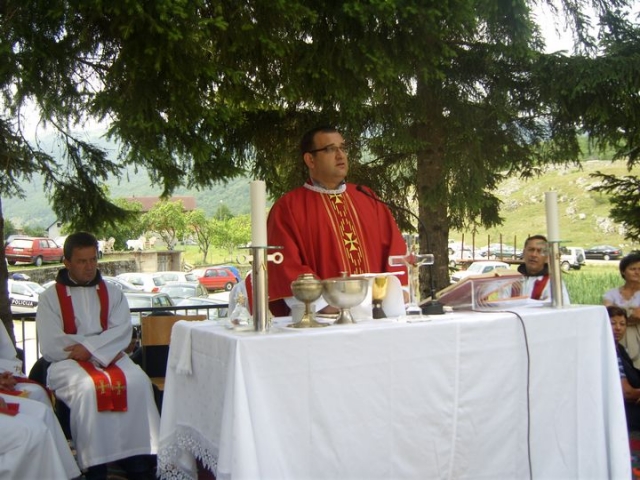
[0,394,81,479]
[0,323,50,405]
[36,232,160,480]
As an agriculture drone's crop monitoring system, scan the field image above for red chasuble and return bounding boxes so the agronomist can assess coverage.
[266,182,408,312]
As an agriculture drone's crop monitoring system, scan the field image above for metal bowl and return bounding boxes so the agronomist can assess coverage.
[291,274,324,303]
[322,277,369,324]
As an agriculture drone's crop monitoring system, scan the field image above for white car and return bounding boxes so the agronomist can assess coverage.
[116,272,167,292]
[448,246,474,268]
[560,246,586,271]
[158,270,199,283]
[8,279,45,313]
[450,261,510,284]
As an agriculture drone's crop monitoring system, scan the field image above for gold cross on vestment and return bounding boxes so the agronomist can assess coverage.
[97,380,108,395]
[112,382,126,395]
[343,232,359,251]
[330,194,343,204]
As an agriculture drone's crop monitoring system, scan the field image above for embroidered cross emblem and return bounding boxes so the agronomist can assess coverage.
[343,232,359,251]
[97,380,109,395]
[330,194,343,204]
[112,382,126,395]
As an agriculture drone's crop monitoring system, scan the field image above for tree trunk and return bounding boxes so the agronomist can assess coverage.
[0,200,16,345]
[415,79,451,300]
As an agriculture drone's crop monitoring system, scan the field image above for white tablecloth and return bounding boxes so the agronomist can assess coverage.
[158,305,630,480]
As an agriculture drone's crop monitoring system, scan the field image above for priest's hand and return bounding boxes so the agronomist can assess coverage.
[64,344,92,361]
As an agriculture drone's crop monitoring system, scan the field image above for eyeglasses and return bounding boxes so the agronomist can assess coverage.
[308,144,348,155]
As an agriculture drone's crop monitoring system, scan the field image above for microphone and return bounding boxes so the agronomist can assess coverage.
[356,185,445,315]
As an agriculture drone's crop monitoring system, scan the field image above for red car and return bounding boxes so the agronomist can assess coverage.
[193,267,238,292]
[5,236,64,267]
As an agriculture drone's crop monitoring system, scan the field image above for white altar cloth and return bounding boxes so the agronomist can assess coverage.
[158,305,630,479]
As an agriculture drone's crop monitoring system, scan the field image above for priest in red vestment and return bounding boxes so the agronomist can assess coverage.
[266,126,408,315]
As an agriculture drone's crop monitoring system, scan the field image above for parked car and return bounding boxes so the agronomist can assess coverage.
[124,291,175,325]
[448,247,473,268]
[8,279,45,314]
[116,272,167,292]
[560,246,586,271]
[450,261,511,284]
[176,296,229,319]
[479,244,521,260]
[584,245,624,261]
[216,265,242,282]
[158,271,199,283]
[193,267,239,292]
[159,282,209,302]
[102,276,144,293]
[5,236,64,267]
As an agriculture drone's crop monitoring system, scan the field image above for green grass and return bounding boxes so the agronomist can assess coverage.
[564,263,621,305]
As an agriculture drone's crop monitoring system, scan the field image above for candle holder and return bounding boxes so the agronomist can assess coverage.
[239,246,284,333]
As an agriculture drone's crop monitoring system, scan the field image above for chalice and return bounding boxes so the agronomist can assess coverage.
[289,274,329,328]
[322,276,369,324]
[371,276,388,319]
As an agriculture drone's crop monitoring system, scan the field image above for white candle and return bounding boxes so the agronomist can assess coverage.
[250,180,267,246]
[545,191,560,242]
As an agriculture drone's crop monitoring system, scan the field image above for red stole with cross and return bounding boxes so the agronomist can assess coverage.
[55,282,128,412]
[530,275,550,300]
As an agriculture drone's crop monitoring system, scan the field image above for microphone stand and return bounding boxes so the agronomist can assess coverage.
[356,185,445,315]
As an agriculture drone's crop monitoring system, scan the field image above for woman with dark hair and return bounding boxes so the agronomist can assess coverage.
[608,305,640,431]
[604,253,640,368]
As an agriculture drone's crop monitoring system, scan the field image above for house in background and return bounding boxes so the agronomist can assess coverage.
[46,220,63,240]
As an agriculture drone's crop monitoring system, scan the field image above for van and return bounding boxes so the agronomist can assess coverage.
[560,246,586,271]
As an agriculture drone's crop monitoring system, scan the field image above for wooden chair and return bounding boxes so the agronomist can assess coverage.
[140,314,206,392]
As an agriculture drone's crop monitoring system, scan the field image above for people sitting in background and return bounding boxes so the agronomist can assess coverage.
[604,253,640,369]
[0,392,81,478]
[608,305,640,431]
[36,231,159,480]
[517,235,570,303]
[0,323,51,405]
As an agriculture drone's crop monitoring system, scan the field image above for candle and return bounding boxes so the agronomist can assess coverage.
[250,180,267,247]
[545,191,560,242]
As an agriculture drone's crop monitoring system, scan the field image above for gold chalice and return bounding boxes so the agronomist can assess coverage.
[289,273,329,328]
[372,276,388,319]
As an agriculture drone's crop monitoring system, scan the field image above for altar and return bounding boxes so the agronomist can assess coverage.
[157,305,630,479]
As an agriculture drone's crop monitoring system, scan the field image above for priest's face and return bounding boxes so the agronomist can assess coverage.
[304,131,349,189]
[522,238,548,275]
[64,245,99,284]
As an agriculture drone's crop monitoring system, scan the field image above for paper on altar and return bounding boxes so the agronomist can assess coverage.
[350,274,405,320]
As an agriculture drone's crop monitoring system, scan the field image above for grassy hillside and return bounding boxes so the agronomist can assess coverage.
[452,160,640,252]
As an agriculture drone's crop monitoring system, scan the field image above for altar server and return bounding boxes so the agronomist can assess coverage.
[36,231,159,478]
[267,126,408,315]
[0,394,81,479]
